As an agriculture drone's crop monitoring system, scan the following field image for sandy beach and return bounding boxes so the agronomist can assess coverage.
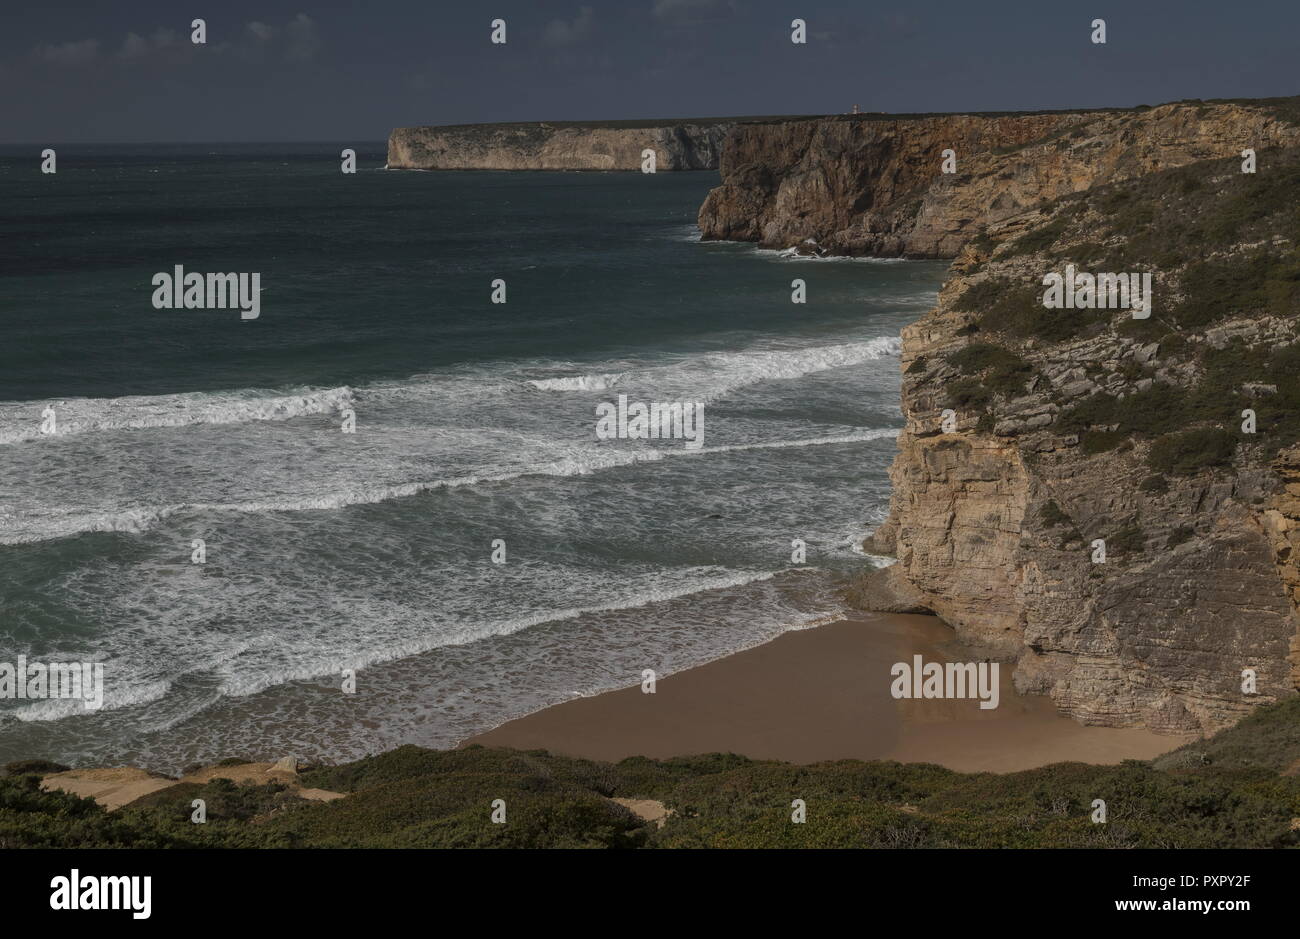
[465,612,1195,772]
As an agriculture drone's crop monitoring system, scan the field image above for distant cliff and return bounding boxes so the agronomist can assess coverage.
[698,100,1300,256]
[388,118,770,171]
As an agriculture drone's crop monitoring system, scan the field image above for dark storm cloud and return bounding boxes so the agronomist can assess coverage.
[2,0,1298,143]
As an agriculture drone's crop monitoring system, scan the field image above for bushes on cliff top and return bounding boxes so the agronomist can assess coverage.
[1052,339,1300,465]
[1003,216,1070,257]
[3,759,69,776]
[1175,250,1300,330]
[944,377,992,411]
[1154,699,1300,773]
[1085,147,1300,274]
[0,775,195,849]
[1056,383,1186,438]
[1106,523,1147,555]
[1039,500,1071,527]
[954,277,1099,341]
[257,773,647,848]
[1138,474,1169,493]
[994,146,1300,339]
[946,342,1019,374]
[945,342,1033,396]
[1147,428,1238,475]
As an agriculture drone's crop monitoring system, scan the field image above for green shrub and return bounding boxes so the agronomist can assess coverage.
[956,277,1097,342]
[10,695,1300,849]
[1148,428,1238,475]
[1108,524,1146,555]
[1004,217,1070,257]
[4,760,70,776]
[946,378,992,411]
[1039,500,1071,527]
[1081,430,1127,454]
[1175,250,1300,330]
[946,343,1033,397]
[1138,474,1168,493]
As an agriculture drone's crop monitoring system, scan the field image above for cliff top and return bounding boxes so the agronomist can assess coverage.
[400,95,1300,133]
[937,142,1300,467]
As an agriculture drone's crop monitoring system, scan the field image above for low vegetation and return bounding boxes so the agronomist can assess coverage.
[6,699,1300,848]
[948,143,1300,473]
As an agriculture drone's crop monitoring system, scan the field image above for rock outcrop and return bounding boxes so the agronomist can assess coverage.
[388,119,743,171]
[698,100,1300,256]
[849,136,1300,735]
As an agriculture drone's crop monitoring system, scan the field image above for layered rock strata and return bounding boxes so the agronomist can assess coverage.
[698,100,1300,256]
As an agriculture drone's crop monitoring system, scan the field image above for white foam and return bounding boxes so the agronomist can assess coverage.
[0,331,904,453]
[757,247,912,264]
[0,428,898,545]
[6,565,817,720]
[526,336,901,402]
[9,678,171,723]
[0,386,355,445]
[527,372,626,391]
[209,566,811,700]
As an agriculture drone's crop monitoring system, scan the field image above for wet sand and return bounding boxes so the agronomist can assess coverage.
[465,613,1195,773]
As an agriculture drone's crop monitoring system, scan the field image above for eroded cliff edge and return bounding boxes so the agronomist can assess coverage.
[700,97,1300,735]
[859,143,1300,736]
[388,118,755,171]
[698,99,1300,256]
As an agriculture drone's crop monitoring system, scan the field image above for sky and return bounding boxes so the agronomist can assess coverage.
[2,0,1297,143]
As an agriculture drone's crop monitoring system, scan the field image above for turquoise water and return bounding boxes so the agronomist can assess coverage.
[0,143,946,772]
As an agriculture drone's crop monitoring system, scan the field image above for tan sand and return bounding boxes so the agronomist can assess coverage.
[43,760,346,810]
[40,767,177,811]
[465,613,1195,773]
[611,797,670,827]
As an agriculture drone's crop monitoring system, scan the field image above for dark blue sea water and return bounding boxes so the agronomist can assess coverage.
[0,143,946,771]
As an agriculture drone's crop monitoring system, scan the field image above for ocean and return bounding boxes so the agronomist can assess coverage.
[0,142,946,773]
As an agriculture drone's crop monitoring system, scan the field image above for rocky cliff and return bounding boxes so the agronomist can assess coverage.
[388,118,750,171]
[855,138,1300,735]
[698,100,1300,256]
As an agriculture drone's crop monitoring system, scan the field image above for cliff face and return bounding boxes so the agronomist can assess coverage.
[388,120,735,171]
[699,101,1300,256]
[858,142,1300,735]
